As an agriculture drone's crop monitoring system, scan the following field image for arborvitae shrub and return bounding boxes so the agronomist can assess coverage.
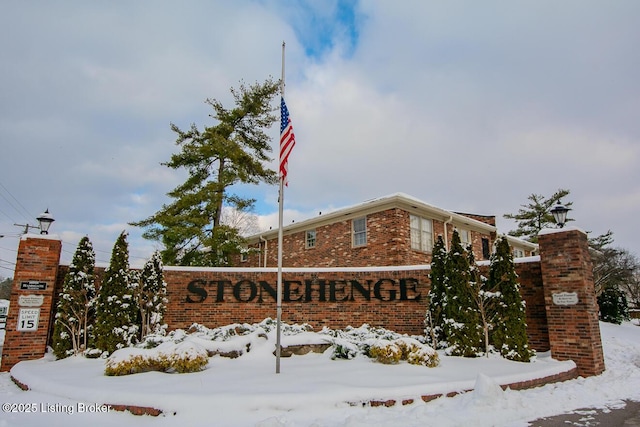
[94,231,140,355]
[51,236,96,358]
[442,230,483,357]
[137,251,168,339]
[488,236,534,362]
[426,235,448,348]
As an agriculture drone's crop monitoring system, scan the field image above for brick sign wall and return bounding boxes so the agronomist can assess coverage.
[2,228,603,377]
[164,267,431,335]
[49,263,548,343]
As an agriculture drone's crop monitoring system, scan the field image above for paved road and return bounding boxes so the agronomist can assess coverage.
[529,400,640,426]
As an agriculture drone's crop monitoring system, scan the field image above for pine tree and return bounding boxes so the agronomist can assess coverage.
[93,231,140,355]
[137,251,168,338]
[598,286,630,324]
[51,236,96,358]
[488,236,534,362]
[130,78,281,266]
[442,230,483,357]
[503,188,572,243]
[426,235,447,348]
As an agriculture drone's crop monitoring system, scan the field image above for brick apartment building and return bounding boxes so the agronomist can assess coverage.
[238,193,537,268]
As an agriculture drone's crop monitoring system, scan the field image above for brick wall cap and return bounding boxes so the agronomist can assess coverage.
[163,264,433,273]
[20,233,62,242]
[476,255,540,267]
[538,226,587,237]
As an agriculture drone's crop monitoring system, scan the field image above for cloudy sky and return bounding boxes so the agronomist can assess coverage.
[1,0,639,271]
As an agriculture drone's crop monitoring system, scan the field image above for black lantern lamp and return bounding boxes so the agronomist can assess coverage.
[36,209,55,234]
[550,201,570,228]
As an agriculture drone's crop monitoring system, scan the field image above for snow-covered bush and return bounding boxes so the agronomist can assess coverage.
[367,337,439,366]
[105,342,209,376]
[395,337,439,367]
[103,319,439,376]
[406,345,440,367]
[368,341,403,364]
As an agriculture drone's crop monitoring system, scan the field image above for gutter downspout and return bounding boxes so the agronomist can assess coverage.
[260,235,268,268]
[443,216,453,250]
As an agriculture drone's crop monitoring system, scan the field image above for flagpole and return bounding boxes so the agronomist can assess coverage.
[276,41,285,374]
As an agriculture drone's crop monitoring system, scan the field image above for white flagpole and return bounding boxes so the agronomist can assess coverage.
[276,41,285,374]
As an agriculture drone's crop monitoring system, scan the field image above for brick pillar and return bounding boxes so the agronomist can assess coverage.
[1,235,62,371]
[538,228,604,377]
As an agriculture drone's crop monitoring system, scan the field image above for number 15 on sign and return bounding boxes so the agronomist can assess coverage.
[17,308,40,331]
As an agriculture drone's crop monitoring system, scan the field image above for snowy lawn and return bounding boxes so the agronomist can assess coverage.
[1,321,640,427]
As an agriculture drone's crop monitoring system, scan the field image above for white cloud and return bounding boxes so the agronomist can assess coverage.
[1,0,639,269]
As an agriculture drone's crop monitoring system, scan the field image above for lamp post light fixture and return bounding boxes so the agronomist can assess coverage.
[36,209,55,234]
[550,201,570,228]
[15,209,55,234]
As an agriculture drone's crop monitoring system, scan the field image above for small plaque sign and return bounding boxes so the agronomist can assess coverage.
[18,294,45,307]
[16,308,40,331]
[20,281,47,291]
[552,292,579,306]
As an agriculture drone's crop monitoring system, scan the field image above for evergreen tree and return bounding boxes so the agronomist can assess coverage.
[51,236,96,358]
[130,78,281,266]
[488,236,534,362]
[93,231,139,355]
[504,188,572,243]
[442,230,483,357]
[426,235,447,348]
[137,251,168,338]
[598,285,630,324]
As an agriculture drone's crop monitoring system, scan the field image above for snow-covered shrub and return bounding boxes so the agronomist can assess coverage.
[367,337,440,367]
[394,337,439,367]
[330,341,359,360]
[105,342,208,376]
[368,341,403,364]
[406,345,439,367]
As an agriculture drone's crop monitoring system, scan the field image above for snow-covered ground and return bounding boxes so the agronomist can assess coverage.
[1,320,639,427]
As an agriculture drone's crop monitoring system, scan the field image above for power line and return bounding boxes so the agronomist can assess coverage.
[0,181,34,222]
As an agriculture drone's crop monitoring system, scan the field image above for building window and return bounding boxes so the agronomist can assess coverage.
[513,248,525,258]
[353,217,367,246]
[410,215,433,252]
[240,251,248,262]
[306,230,316,249]
[482,238,490,260]
[458,229,471,250]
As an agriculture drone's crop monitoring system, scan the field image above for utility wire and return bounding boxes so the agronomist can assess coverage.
[0,181,34,222]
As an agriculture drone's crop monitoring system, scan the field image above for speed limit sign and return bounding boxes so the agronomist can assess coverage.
[17,308,40,331]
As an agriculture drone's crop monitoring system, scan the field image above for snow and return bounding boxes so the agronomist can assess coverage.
[538,226,587,237]
[1,321,640,427]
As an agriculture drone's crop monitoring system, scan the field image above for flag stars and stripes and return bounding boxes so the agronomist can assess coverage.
[279,97,296,186]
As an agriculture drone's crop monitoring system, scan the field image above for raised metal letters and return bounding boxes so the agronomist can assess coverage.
[185,278,422,304]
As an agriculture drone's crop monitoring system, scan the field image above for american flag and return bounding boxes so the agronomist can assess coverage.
[279,97,296,185]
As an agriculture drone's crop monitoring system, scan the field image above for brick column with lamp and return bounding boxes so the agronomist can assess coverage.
[1,234,62,371]
[538,227,605,377]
